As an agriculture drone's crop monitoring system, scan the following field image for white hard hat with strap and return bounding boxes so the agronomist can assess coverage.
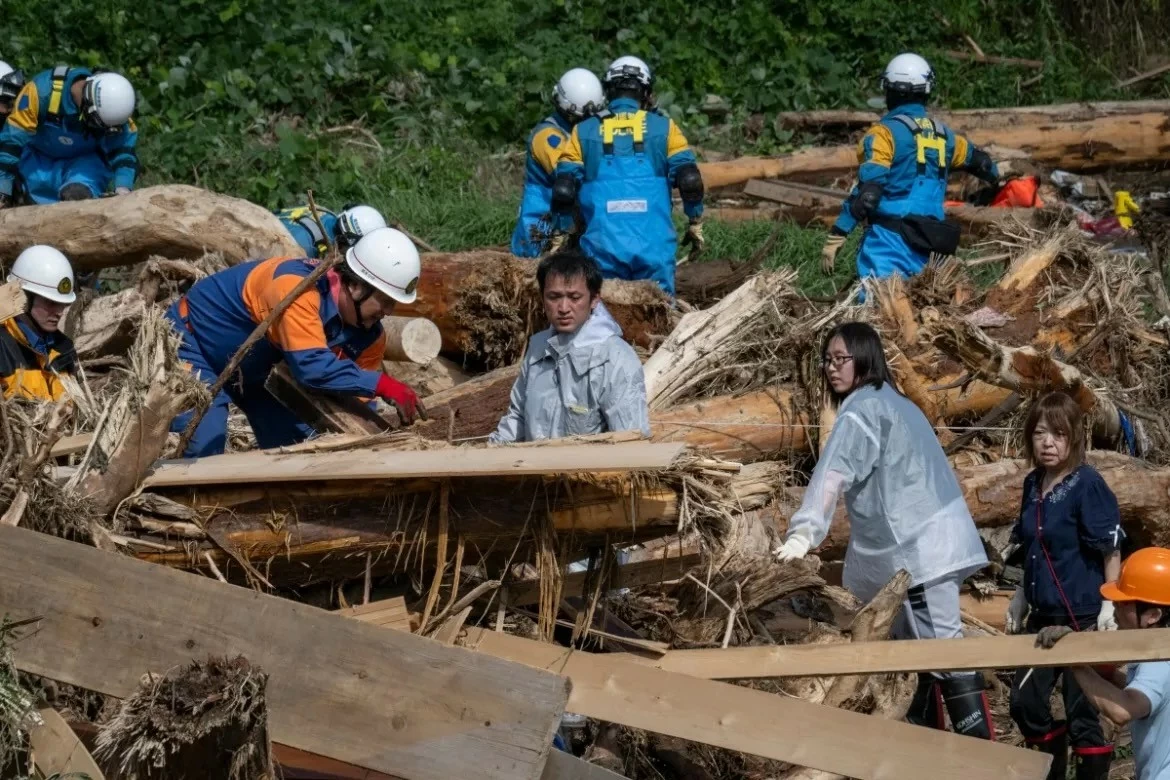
[344,227,421,305]
[7,245,77,304]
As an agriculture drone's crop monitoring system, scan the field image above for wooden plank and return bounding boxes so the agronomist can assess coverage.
[541,749,629,780]
[462,629,1050,780]
[0,525,569,780]
[0,280,24,324]
[743,179,846,209]
[28,707,105,779]
[143,442,687,487]
[603,628,1170,680]
[266,363,395,436]
[339,595,416,631]
[509,551,703,607]
[49,432,93,458]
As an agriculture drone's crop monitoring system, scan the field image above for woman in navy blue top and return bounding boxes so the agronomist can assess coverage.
[1006,391,1122,780]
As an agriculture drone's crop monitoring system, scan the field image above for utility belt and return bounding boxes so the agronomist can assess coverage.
[870,212,961,257]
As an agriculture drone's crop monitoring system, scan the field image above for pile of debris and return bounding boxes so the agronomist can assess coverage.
[3,98,1170,777]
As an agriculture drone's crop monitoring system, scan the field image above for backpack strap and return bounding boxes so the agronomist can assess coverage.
[46,65,70,120]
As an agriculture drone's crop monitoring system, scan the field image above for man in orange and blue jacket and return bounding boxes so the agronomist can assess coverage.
[167,228,426,457]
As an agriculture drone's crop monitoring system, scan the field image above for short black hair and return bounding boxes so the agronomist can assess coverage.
[536,248,602,297]
[885,90,927,110]
[821,321,898,408]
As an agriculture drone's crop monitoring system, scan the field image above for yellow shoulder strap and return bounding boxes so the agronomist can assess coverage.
[600,110,647,153]
[47,65,70,118]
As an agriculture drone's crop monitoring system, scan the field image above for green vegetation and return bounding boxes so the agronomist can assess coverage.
[5,0,1170,274]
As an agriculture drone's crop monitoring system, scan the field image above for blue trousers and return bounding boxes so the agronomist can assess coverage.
[856,222,930,281]
[166,304,314,458]
[19,149,113,204]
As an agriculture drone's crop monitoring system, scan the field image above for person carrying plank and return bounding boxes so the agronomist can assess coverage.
[510,67,604,258]
[167,227,425,457]
[0,245,78,401]
[1037,546,1170,780]
[275,203,387,260]
[0,66,137,206]
[1004,391,1123,780]
[821,53,1000,281]
[773,321,994,740]
[549,55,704,297]
[489,248,649,444]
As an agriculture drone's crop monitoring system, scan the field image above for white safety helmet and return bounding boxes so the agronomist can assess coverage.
[0,61,25,105]
[336,204,388,246]
[344,227,421,305]
[7,245,77,304]
[880,53,935,95]
[604,55,653,89]
[553,68,604,122]
[81,72,136,130]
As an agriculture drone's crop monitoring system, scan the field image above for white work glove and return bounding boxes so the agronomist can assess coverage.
[821,233,846,274]
[1097,600,1117,632]
[1004,587,1028,635]
[772,535,812,562]
[115,186,131,195]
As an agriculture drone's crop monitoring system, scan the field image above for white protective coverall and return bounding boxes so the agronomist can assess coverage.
[785,382,987,602]
[488,301,650,443]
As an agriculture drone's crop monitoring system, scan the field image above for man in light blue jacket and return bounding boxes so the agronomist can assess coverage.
[489,248,649,444]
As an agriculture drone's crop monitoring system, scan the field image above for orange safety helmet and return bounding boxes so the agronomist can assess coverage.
[1101,547,1170,605]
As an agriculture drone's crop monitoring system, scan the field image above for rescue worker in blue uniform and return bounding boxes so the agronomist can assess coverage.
[275,203,388,259]
[0,67,138,206]
[167,227,426,457]
[0,62,26,121]
[510,68,604,257]
[822,53,1000,281]
[551,56,705,298]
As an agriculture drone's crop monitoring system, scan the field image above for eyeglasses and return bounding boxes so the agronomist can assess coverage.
[822,354,854,368]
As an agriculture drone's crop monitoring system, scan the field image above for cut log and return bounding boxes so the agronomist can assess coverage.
[413,361,521,442]
[0,185,302,271]
[381,316,442,364]
[773,451,1170,562]
[651,387,813,461]
[699,146,858,190]
[0,524,570,780]
[774,100,1170,135]
[461,628,1049,780]
[715,111,1170,192]
[395,251,677,368]
[265,362,396,436]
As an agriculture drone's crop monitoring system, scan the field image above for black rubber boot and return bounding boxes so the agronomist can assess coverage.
[1026,726,1069,780]
[906,673,945,729]
[939,673,995,739]
[1073,747,1112,780]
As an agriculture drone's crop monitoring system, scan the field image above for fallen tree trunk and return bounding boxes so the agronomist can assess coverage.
[773,451,1170,560]
[774,100,1170,134]
[650,387,813,461]
[711,112,1170,190]
[395,251,678,368]
[706,201,1042,237]
[0,185,302,271]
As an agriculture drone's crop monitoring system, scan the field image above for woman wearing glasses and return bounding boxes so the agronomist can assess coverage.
[774,321,992,739]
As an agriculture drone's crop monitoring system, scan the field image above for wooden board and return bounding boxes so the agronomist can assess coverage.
[143,442,687,487]
[49,432,93,458]
[0,280,24,324]
[461,629,1049,780]
[541,750,629,780]
[266,363,394,436]
[0,525,569,780]
[339,596,417,632]
[28,707,105,779]
[604,628,1170,680]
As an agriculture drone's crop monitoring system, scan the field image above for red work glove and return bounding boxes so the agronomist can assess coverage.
[375,373,426,425]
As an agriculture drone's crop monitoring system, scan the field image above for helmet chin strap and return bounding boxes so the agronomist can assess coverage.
[349,283,377,329]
